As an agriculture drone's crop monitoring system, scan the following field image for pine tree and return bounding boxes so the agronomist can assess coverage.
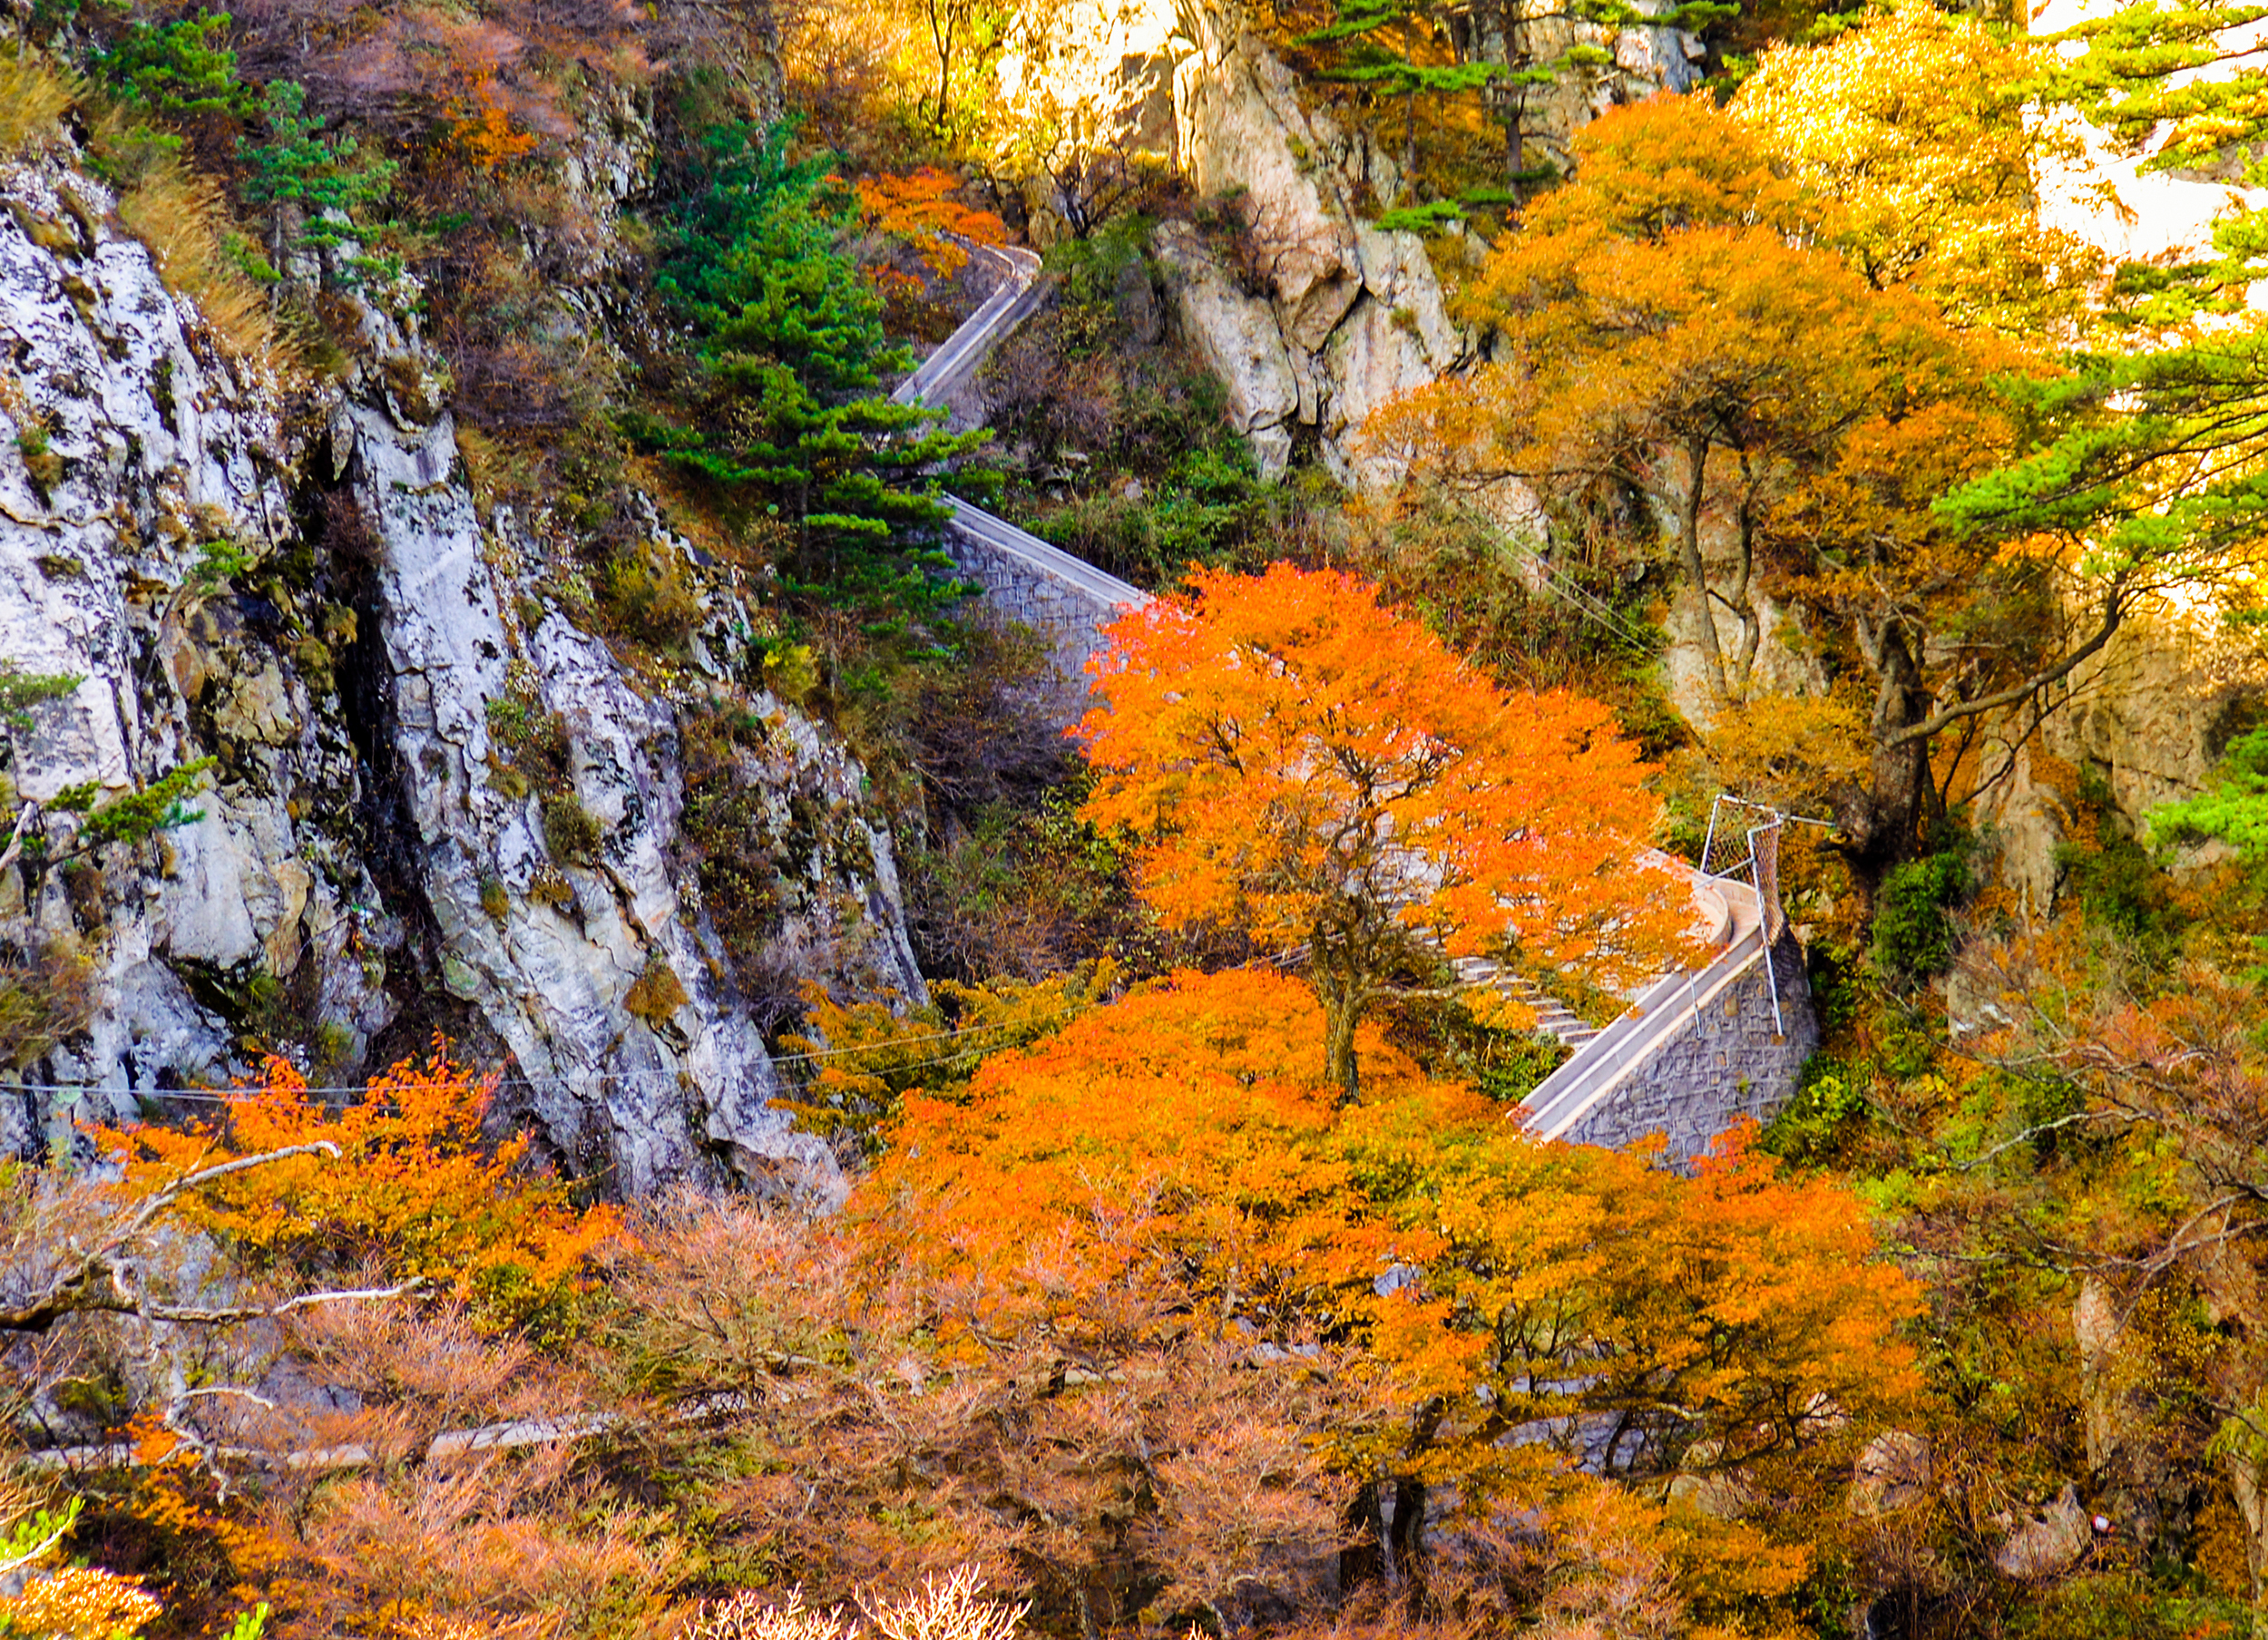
[654,122,986,640]
[1301,0,1503,209]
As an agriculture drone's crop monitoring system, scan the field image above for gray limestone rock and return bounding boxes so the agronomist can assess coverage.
[0,123,921,1209]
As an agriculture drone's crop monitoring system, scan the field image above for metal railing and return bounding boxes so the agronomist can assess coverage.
[1699,795,1788,1035]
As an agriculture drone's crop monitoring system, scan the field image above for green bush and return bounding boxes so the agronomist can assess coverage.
[601,543,704,650]
[93,11,245,123]
[1872,848,1972,981]
[1761,1054,1869,1164]
[2154,721,2268,862]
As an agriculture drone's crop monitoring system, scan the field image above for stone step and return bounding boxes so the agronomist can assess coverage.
[1444,956,1607,1049]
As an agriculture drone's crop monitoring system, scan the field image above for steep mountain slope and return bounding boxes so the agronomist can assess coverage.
[0,122,921,1199]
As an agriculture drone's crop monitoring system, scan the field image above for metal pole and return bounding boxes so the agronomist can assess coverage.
[1747,820,1785,1036]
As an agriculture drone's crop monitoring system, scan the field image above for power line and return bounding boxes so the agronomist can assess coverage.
[1523,552,1658,656]
[1,999,1100,1105]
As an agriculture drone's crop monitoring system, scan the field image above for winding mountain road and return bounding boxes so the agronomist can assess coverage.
[892,244,1149,625]
[893,244,1785,1141]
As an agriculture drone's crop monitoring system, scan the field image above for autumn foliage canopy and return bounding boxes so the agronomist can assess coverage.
[1078,564,1692,1093]
[90,1042,621,1327]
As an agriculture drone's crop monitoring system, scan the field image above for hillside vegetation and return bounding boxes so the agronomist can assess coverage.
[6,0,2268,1635]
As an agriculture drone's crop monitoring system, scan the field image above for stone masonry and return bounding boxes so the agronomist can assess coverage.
[945,535,1127,679]
[1554,932,1817,1164]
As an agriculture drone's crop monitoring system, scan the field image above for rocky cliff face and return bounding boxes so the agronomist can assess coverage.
[1145,0,1702,488]
[1976,614,2268,912]
[1158,1,1464,487]
[0,125,919,1202]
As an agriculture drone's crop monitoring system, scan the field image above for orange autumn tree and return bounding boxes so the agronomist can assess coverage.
[1330,1098,1928,1626]
[92,1041,620,1329]
[854,168,1008,279]
[864,966,1399,1344]
[1079,563,1690,1100]
[865,966,1928,1633]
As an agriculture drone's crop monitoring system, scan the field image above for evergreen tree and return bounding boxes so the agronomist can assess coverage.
[94,8,245,123]
[238,80,396,264]
[1301,0,1504,208]
[654,122,984,640]
[1466,0,1728,197]
[1941,0,2268,628]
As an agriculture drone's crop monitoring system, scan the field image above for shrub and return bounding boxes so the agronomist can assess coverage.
[1872,848,1972,981]
[1760,1054,1870,1165]
[486,694,567,763]
[0,939,97,1069]
[15,427,63,494]
[88,1044,622,1328]
[761,640,819,705]
[601,542,704,650]
[528,866,575,911]
[624,952,689,1029]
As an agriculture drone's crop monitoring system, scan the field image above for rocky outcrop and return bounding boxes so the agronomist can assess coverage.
[1159,2,1464,485]
[0,157,354,1157]
[0,127,916,1202]
[1973,612,2268,913]
[1150,0,1702,488]
[1992,1484,2094,1581]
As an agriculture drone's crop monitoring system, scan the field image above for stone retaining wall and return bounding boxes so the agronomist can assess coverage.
[1556,933,1817,1164]
[945,538,1123,679]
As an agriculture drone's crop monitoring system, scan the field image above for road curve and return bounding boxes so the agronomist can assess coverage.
[891,244,1049,411]
[890,241,1149,617]
[896,231,1771,1145]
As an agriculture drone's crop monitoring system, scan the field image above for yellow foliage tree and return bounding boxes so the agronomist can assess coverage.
[1732,5,2105,339]
[772,962,1114,1157]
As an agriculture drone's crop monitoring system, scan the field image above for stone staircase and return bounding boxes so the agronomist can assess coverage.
[1446,955,1602,1050]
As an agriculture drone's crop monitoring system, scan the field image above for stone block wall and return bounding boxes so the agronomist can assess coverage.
[947,540,1118,672]
[941,519,1148,725]
[1559,934,1817,1165]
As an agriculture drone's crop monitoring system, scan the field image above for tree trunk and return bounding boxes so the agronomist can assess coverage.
[745,0,783,125]
[1341,1483,1386,1591]
[1676,434,1728,705]
[1498,0,1528,187]
[1388,1477,1430,1606]
[928,0,956,135]
[1324,987,1362,1107]
[1843,617,1939,878]
[1403,88,1418,204]
[1729,454,1762,688]
[2224,1447,2268,1636]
